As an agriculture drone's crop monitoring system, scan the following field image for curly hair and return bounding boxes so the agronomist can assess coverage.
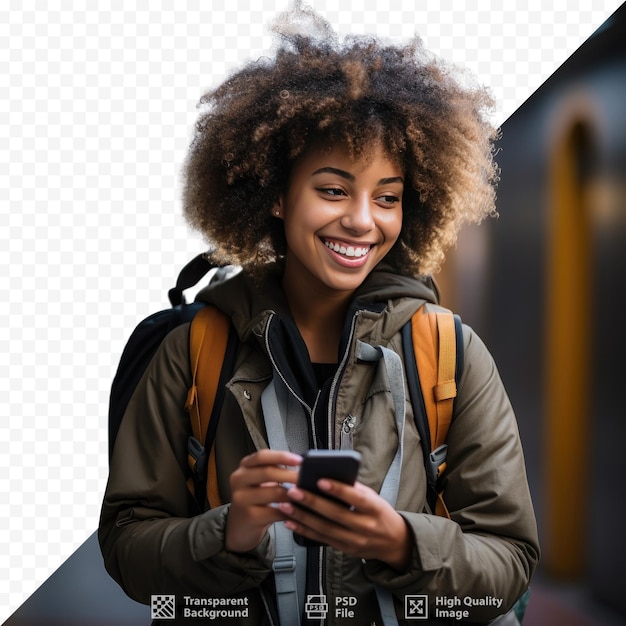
[183,3,499,276]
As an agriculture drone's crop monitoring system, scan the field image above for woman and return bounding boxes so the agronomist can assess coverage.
[99,5,539,625]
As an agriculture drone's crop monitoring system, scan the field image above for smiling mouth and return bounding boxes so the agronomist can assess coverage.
[322,238,372,259]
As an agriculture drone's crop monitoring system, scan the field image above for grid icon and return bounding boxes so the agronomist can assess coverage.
[151,595,176,620]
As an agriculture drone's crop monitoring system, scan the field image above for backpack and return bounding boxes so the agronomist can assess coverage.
[107,254,238,463]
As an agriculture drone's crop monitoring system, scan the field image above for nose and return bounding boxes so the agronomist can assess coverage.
[340,193,375,234]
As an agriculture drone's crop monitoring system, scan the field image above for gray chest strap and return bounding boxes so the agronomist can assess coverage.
[356,341,405,626]
[261,375,308,626]
[356,341,406,508]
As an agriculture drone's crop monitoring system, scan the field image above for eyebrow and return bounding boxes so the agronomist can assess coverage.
[312,167,404,185]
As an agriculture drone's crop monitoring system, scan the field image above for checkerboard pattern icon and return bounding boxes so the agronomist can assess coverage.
[151,595,176,620]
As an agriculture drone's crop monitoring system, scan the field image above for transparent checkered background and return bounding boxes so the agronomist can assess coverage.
[0,0,620,620]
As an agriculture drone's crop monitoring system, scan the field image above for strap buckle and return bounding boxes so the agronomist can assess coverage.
[187,436,207,476]
[272,555,296,574]
[428,443,448,482]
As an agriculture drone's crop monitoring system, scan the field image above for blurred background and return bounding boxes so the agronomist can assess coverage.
[4,3,626,625]
[437,3,626,624]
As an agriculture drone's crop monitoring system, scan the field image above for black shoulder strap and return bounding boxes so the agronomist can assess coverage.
[205,323,239,453]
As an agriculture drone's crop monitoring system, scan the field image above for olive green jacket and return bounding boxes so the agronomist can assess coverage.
[99,266,539,625]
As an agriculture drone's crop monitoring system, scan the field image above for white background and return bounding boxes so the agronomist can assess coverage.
[0,0,622,620]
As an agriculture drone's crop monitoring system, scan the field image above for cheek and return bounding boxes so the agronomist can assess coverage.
[284,200,328,239]
[381,210,403,245]
[283,213,321,255]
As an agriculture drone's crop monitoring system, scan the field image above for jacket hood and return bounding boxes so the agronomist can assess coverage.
[354,264,440,305]
[196,263,440,341]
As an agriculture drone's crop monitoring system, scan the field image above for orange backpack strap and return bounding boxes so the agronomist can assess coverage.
[410,305,458,518]
[185,305,231,508]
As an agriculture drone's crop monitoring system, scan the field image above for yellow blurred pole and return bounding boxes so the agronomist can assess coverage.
[544,121,592,578]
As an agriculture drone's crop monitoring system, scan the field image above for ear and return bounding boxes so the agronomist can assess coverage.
[271,197,284,220]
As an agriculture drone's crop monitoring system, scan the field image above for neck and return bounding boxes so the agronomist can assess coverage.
[282,270,353,364]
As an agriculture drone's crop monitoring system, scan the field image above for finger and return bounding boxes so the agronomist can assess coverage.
[315,479,379,513]
[228,503,287,537]
[232,485,291,506]
[282,490,356,532]
[286,483,359,520]
[240,450,302,468]
[284,519,335,545]
[231,465,300,490]
[282,511,356,551]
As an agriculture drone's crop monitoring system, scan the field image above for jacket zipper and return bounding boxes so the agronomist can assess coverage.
[310,390,323,449]
[319,312,360,626]
[327,312,359,449]
[340,414,356,450]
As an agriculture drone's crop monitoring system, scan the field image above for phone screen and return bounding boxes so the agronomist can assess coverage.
[293,450,361,547]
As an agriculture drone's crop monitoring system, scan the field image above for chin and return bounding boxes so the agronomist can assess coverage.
[320,270,372,293]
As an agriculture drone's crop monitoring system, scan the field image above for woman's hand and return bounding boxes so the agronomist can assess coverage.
[225,449,302,553]
[278,479,412,571]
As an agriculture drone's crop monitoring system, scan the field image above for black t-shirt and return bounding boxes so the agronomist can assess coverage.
[311,362,338,389]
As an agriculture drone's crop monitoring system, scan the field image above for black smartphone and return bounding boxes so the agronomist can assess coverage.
[297,449,362,497]
[293,450,362,547]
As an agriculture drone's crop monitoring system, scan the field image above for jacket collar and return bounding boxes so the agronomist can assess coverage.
[196,262,439,344]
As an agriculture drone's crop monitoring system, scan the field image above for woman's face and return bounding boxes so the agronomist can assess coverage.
[276,142,404,297]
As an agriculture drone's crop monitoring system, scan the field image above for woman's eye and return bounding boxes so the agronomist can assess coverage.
[318,187,345,197]
[378,194,400,205]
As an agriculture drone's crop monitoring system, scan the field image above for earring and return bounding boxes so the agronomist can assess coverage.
[274,209,281,217]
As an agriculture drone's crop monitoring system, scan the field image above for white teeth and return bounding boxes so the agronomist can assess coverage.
[325,240,369,258]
